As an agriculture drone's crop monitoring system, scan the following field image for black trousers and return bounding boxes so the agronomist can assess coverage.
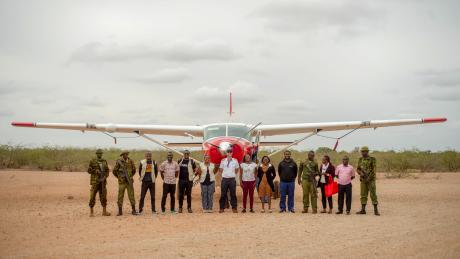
[220,178,237,209]
[338,183,352,212]
[319,184,333,209]
[139,181,155,211]
[178,180,193,209]
[161,183,176,212]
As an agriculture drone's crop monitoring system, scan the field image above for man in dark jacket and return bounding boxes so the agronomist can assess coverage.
[277,150,298,213]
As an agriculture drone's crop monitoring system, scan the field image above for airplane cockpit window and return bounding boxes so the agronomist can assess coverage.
[204,124,226,140]
[228,124,251,140]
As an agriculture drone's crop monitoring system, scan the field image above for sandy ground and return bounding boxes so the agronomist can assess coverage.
[0,171,459,259]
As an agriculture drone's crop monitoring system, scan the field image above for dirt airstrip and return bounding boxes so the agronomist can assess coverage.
[0,171,459,258]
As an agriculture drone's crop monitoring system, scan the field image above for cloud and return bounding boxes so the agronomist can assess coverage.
[193,81,261,103]
[132,68,190,84]
[418,68,460,88]
[0,111,13,117]
[251,1,384,36]
[69,39,240,64]
[427,91,460,102]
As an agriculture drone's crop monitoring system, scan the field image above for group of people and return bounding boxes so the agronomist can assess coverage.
[87,147,380,217]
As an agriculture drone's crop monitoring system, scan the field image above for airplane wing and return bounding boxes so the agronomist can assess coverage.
[256,118,447,136]
[11,122,204,137]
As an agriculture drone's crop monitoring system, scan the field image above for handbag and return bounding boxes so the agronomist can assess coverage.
[325,176,338,197]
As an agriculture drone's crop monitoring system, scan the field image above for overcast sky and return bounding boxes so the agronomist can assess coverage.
[0,0,459,151]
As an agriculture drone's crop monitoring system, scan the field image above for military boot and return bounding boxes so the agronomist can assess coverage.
[131,205,140,215]
[373,204,380,216]
[356,204,366,214]
[102,206,111,216]
[117,206,123,216]
[90,207,94,217]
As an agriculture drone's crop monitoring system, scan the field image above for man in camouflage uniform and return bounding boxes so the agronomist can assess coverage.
[87,149,111,217]
[113,151,139,216]
[298,151,320,214]
[356,146,380,216]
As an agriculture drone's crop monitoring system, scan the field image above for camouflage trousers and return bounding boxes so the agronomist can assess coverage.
[360,180,378,205]
[89,182,107,208]
[117,182,136,207]
[302,180,317,209]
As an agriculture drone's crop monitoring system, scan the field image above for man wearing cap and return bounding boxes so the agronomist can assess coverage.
[113,151,139,216]
[87,149,111,217]
[159,151,180,214]
[138,151,158,214]
[218,149,239,213]
[177,150,197,213]
[356,146,380,216]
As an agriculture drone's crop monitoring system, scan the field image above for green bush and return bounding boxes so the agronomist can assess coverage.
[0,145,458,172]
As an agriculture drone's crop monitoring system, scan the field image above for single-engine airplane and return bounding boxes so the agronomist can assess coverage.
[11,93,447,164]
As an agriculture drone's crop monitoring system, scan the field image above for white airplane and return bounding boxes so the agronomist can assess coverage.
[11,93,447,164]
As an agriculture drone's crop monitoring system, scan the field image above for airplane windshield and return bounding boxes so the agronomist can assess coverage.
[228,125,251,140]
[204,125,226,140]
[203,124,252,140]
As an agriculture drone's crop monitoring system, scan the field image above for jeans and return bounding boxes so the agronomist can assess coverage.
[139,181,155,211]
[338,183,352,212]
[242,180,256,209]
[220,178,237,209]
[161,183,176,212]
[201,182,215,210]
[279,181,295,211]
[178,180,193,209]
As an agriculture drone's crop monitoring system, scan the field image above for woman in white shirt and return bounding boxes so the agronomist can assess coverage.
[239,154,258,213]
[197,154,218,213]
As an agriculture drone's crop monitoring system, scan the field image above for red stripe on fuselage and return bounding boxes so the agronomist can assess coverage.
[11,122,36,127]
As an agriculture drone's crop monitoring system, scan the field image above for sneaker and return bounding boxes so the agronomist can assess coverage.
[289,210,295,213]
[152,210,157,214]
[170,210,177,214]
[346,211,351,215]
[336,211,343,215]
[232,208,238,213]
[279,209,286,213]
[161,211,166,215]
[242,208,246,213]
[178,208,183,213]
[249,209,255,213]
[187,208,193,213]
[320,209,326,213]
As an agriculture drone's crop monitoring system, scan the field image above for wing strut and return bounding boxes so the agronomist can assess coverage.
[267,130,320,158]
[135,131,202,163]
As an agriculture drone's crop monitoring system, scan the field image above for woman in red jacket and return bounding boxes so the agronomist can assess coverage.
[317,155,335,214]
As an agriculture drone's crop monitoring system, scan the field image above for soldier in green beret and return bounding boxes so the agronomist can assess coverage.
[356,146,380,216]
[113,151,139,216]
[298,151,320,214]
[87,149,111,217]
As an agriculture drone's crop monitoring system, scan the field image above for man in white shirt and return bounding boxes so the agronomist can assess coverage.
[218,149,239,213]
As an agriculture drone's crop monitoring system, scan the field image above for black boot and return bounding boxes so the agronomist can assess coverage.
[373,204,380,216]
[117,206,123,216]
[131,205,140,215]
[356,204,366,214]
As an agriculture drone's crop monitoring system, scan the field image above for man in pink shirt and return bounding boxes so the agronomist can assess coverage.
[335,156,355,215]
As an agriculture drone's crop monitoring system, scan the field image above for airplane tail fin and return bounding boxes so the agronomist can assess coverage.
[229,92,234,118]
